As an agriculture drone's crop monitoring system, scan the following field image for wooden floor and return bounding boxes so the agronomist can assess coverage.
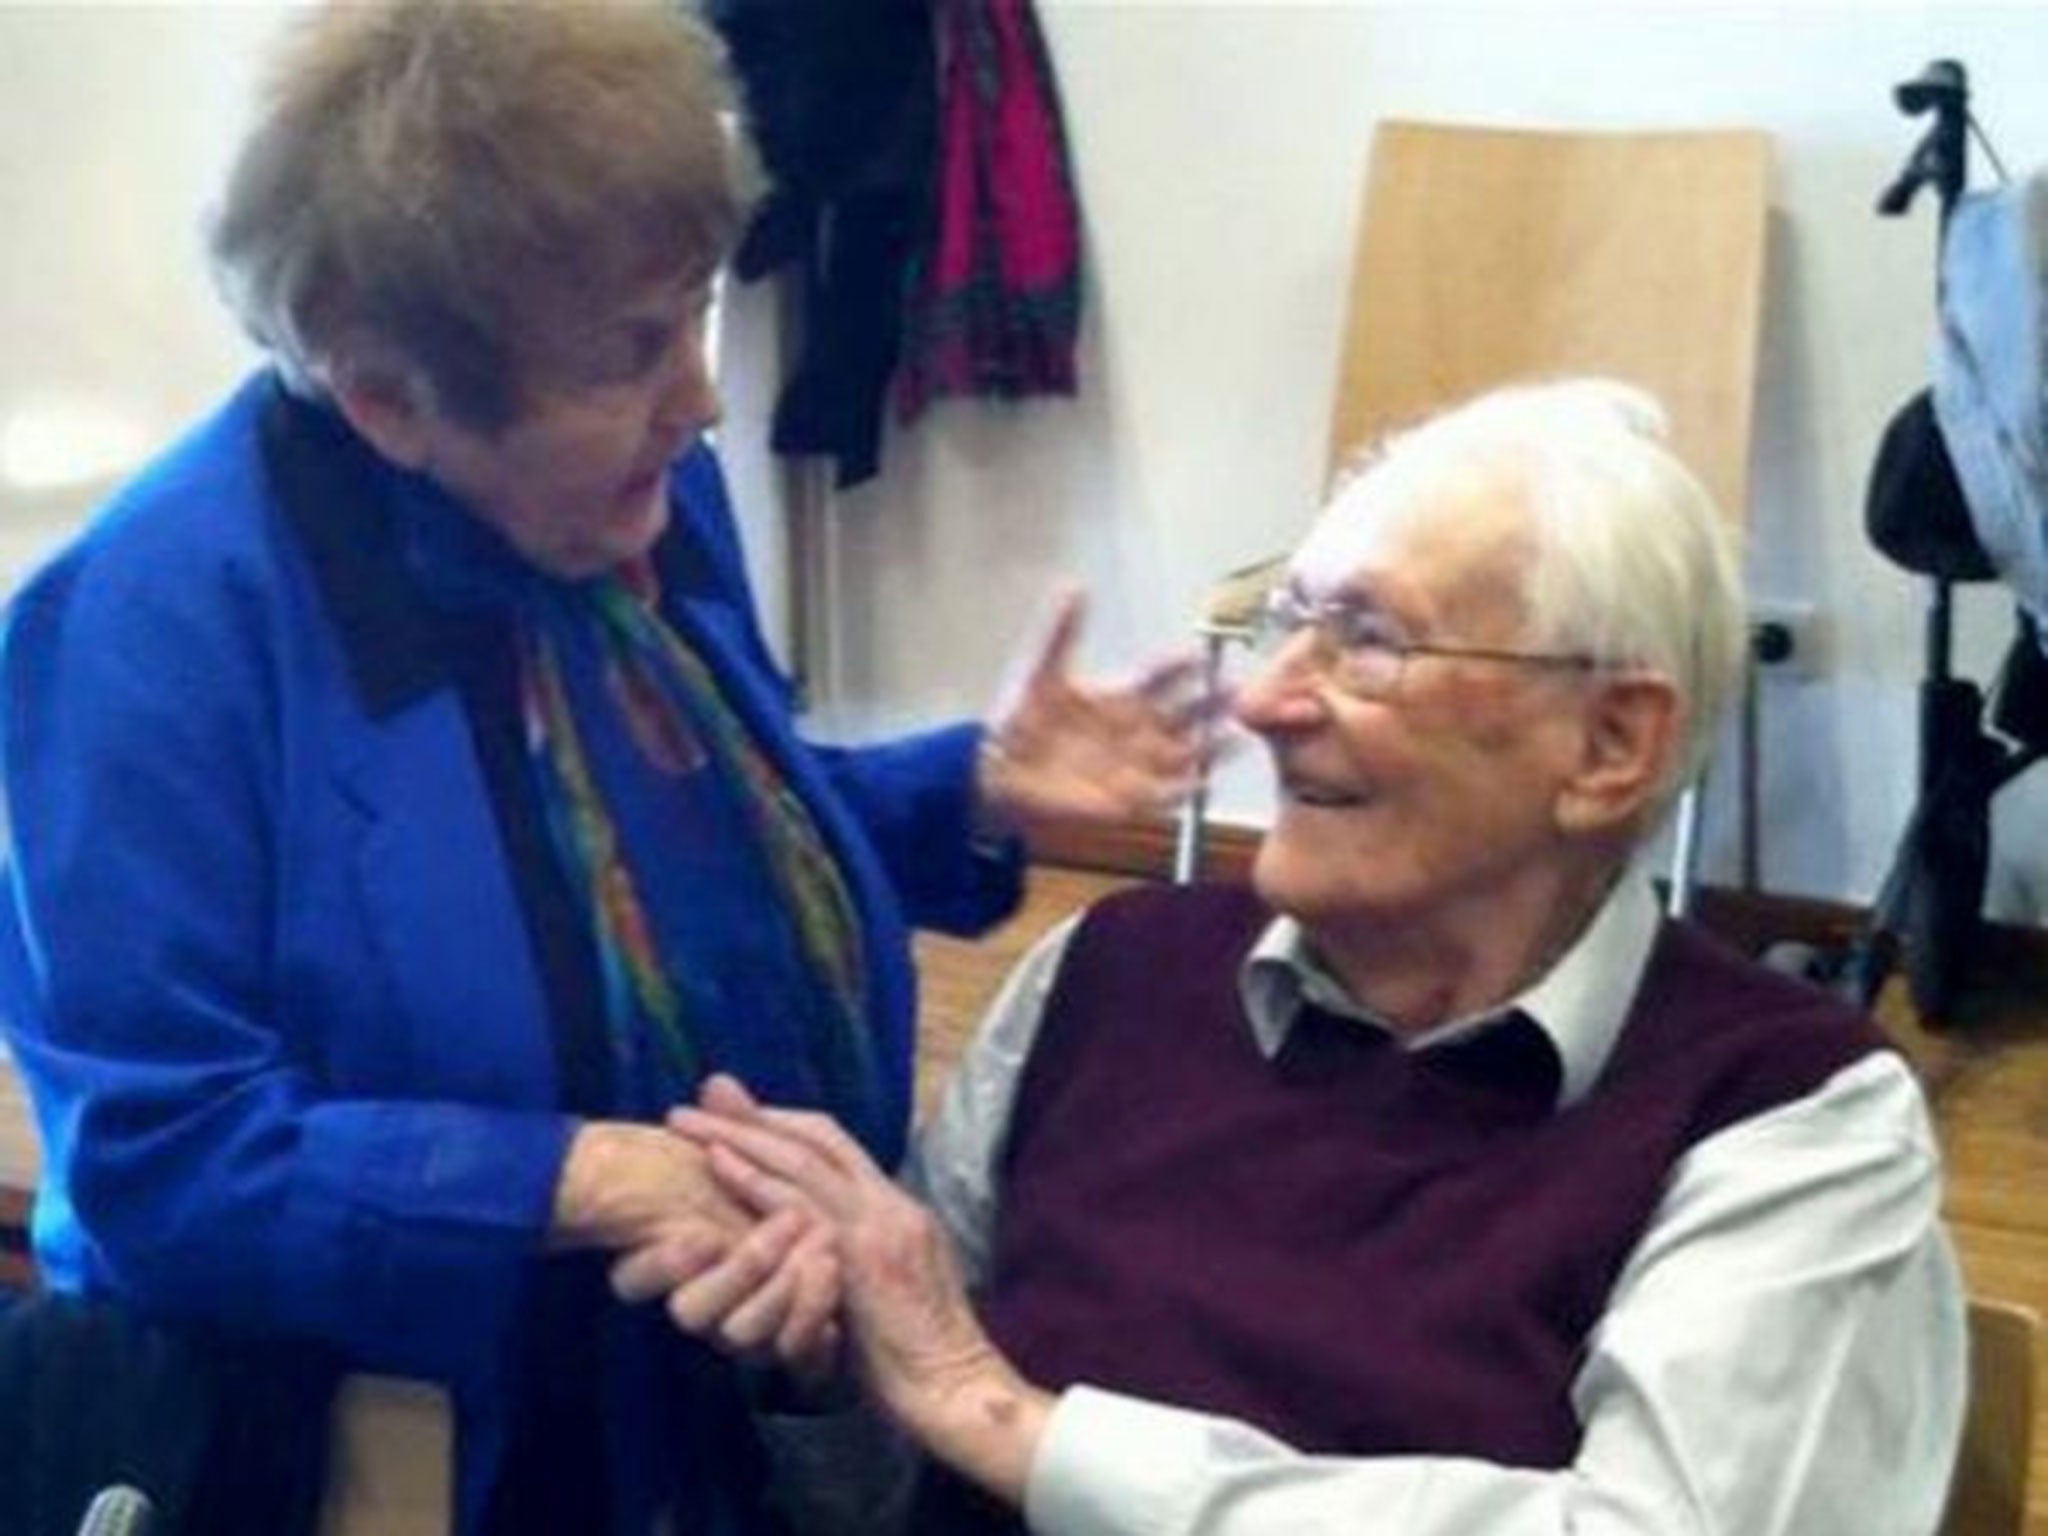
[915,863,2048,1536]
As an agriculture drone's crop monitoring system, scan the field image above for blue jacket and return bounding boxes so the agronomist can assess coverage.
[0,373,1021,1528]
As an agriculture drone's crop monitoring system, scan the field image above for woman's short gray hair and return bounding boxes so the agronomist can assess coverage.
[210,0,751,432]
[1334,378,1748,810]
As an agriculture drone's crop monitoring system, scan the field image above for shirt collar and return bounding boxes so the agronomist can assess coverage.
[1238,862,1661,1109]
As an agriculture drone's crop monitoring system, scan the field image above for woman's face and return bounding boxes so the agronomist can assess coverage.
[412,271,720,579]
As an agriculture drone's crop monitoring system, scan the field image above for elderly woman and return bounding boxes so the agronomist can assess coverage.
[658,381,1965,1536]
[0,4,1202,1532]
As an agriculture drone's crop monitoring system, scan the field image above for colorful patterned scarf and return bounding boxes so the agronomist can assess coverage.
[518,561,874,1130]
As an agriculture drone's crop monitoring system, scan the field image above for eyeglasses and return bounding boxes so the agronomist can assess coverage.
[1252,586,1603,701]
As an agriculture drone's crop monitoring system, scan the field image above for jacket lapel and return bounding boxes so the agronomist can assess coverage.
[259,383,558,1105]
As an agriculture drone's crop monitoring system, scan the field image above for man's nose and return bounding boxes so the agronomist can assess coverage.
[1233,634,1330,734]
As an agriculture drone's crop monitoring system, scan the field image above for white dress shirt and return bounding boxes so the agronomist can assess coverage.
[906,870,1968,1536]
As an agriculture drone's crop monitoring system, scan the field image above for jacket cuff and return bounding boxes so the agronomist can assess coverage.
[290,1100,574,1385]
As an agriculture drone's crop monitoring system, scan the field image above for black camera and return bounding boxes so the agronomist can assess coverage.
[1894,59,1966,117]
[1877,59,1970,217]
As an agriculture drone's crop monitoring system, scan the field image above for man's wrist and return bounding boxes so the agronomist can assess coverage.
[900,1353,1054,1508]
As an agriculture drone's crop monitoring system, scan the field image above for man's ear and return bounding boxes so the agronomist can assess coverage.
[326,355,436,471]
[1554,674,1684,836]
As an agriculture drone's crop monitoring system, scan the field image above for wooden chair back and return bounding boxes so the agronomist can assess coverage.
[1327,119,1771,521]
[317,1374,454,1536]
[1943,1297,2040,1536]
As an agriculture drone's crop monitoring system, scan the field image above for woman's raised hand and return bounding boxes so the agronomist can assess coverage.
[977,586,1231,839]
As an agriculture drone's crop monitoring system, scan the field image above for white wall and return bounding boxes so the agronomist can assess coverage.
[4,2,2046,915]
[803,1,2048,916]
[0,3,286,580]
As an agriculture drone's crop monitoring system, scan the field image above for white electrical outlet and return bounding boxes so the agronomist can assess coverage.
[1749,599,1824,679]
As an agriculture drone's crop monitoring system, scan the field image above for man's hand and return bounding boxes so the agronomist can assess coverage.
[609,1203,847,1394]
[978,587,1227,839]
[670,1076,1053,1502]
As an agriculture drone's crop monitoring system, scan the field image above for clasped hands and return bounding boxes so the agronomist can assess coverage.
[605,1074,987,1399]
[603,1077,1053,1497]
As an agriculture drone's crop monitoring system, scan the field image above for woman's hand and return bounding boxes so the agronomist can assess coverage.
[549,1119,752,1254]
[978,587,1227,839]
[671,1076,1053,1503]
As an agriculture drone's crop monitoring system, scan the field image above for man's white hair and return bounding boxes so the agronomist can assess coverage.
[1328,378,1747,808]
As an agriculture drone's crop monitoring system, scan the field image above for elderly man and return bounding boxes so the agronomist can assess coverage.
[643,379,1967,1536]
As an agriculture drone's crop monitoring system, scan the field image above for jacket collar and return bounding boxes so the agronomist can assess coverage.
[257,375,727,718]
[257,377,483,718]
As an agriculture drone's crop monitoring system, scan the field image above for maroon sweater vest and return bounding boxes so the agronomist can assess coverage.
[909,883,1887,1534]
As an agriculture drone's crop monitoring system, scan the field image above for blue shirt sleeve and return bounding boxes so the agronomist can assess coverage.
[810,726,1024,937]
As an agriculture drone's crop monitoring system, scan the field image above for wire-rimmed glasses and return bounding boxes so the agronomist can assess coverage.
[1251,586,1603,701]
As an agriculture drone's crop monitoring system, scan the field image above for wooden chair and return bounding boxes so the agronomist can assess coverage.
[317,1374,455,1536]
[1177,121,1772,887]
[1943,1297,2040,1536]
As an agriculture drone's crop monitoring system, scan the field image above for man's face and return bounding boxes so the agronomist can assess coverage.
[1238,479,1596,939]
